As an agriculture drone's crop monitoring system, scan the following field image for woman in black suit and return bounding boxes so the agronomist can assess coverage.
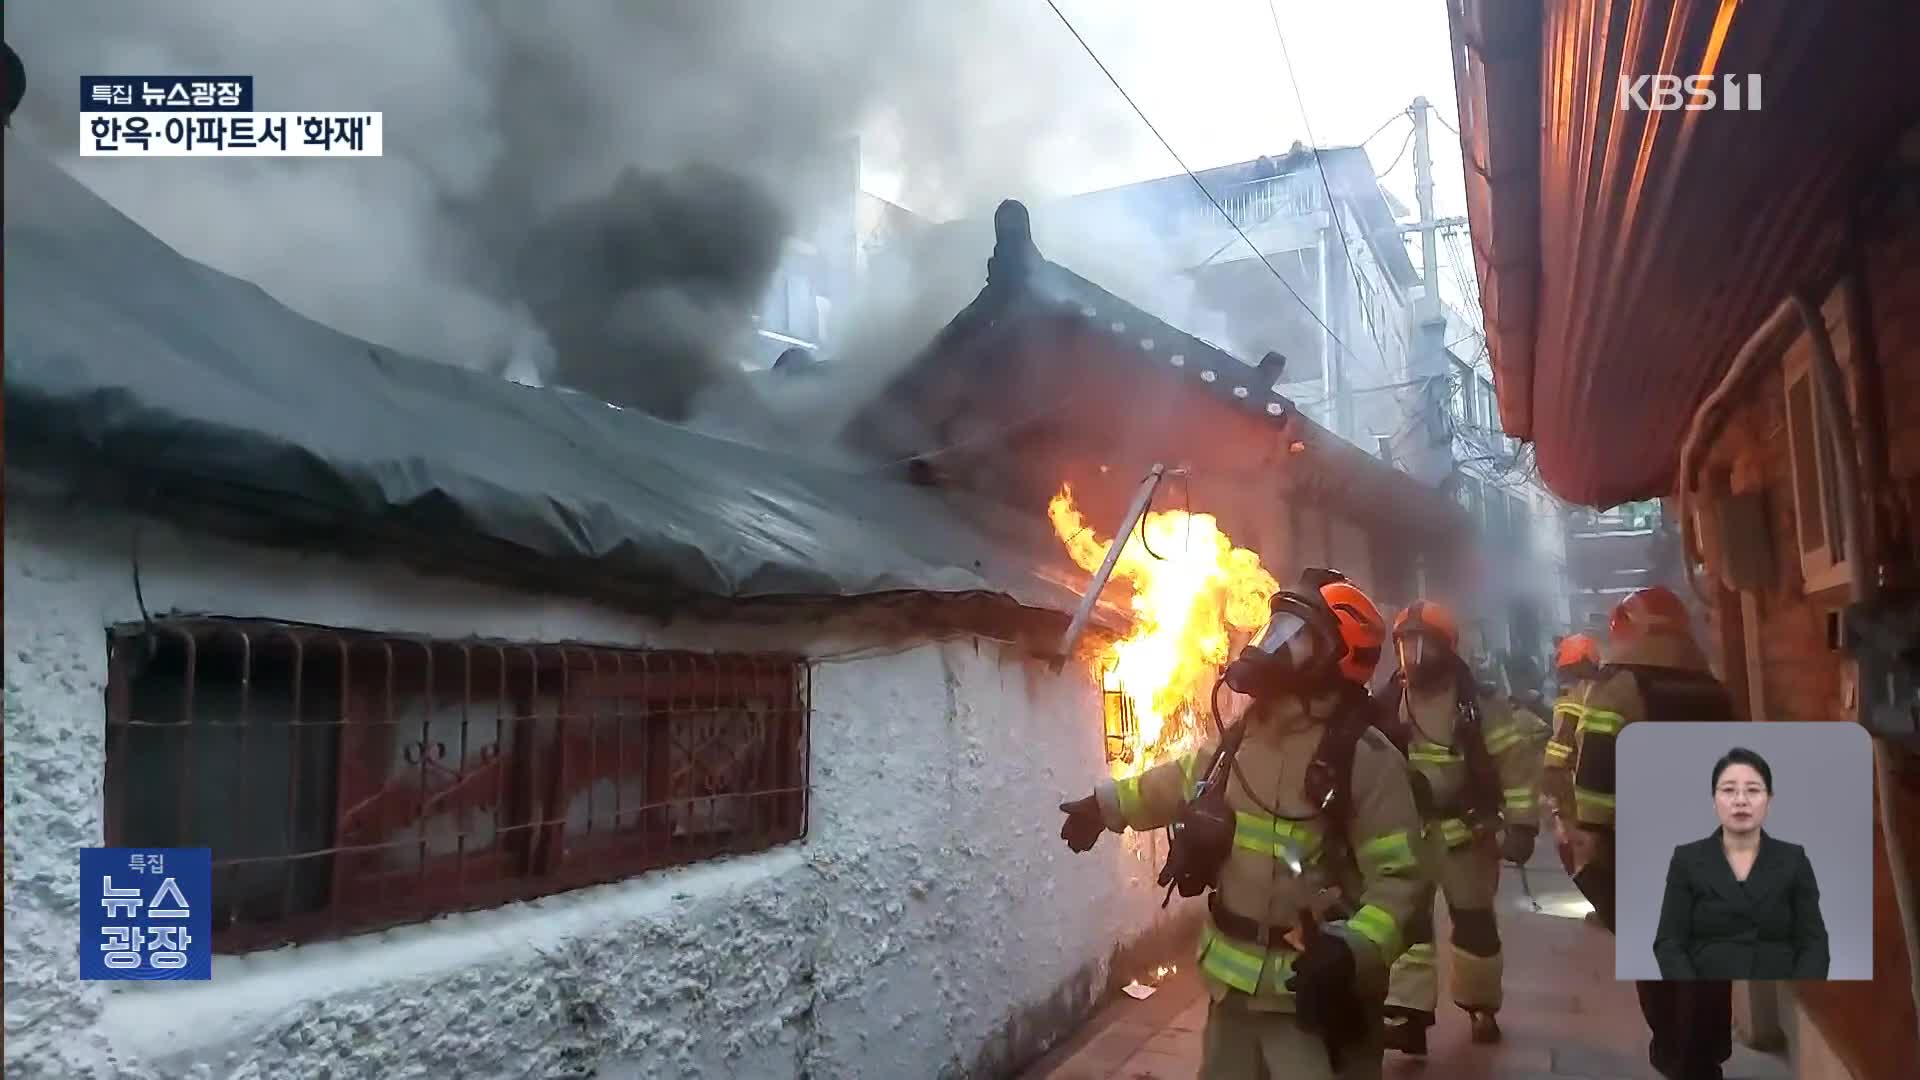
[1653,747,1830,980]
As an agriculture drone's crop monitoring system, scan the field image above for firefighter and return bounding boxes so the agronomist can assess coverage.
[1504,652,1551,729]
[1561,586,1739,1080]
[1380,601,1546,1053]
[1540,633,1602,878]
[1058,568,1427,1079]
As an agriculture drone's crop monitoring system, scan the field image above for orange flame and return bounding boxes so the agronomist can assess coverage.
[1049,484,1279,772]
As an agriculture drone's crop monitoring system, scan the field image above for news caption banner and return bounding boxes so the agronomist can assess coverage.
[79,75,382,157]
[79,848,213,981]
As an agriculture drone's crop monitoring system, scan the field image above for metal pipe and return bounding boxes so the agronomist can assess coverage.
[1674,298,1799,604]
[1048,464,1166,673]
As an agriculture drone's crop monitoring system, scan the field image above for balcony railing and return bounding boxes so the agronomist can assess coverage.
[1180,172,1324,234]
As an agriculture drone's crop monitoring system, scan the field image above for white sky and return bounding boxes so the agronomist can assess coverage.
[863,0,1470,221]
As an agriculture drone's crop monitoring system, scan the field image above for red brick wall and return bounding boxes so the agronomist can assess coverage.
[1694,198,1920,1079]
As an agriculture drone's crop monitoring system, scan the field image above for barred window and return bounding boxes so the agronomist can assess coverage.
[104,619,810,953]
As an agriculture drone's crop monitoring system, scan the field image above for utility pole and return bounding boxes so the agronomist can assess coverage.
[1407,96,1453,489]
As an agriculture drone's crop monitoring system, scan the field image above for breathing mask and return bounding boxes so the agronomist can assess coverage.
[1223,588,1343,699]
[1396,630,1455,690]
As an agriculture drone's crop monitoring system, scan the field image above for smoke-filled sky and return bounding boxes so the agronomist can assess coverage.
[6,0,1470,422]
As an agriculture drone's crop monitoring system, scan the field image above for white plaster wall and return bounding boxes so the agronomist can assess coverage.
[3,491,1188,1079]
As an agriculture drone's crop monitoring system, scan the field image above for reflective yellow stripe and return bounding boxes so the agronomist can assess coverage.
[1357,830,1419,877]
[1199,922,1297,997]
[1232,811,1323,863]
[1399,942,1437,966]
[1437,818,1473,848]
[1114,776,1143,824]
[1345,904,1402,961]
[1574,789,1616,824]
[1484,726,1526,755]
[1504,786,1536,812]
[1552,702,1585,724]
[1181,750,1209,798]
[1409,740,1460,765]
[1199,923,1264,993]
[1543,741,1573,765]
[1578,709,1623,736]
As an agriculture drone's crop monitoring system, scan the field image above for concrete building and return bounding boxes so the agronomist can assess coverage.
[4,138,1192,1079]
[1034,143,1419,452]
[1451,1,1919,1075]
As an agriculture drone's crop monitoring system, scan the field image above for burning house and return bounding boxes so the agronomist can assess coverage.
[3,141,1226,1078]
[845,199,1470,754]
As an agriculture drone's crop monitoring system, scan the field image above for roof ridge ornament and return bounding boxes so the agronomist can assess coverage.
[988,199,1042,288]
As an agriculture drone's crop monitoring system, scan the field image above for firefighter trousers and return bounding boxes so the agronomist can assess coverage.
[1384,830,1503,1021]
[1201,994,1384,1080]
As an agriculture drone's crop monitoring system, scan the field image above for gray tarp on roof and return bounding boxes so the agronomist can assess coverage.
[2,138,1108,631]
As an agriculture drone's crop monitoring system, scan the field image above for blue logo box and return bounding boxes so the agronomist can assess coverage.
[81,75,253,113]
[79,848,213,981]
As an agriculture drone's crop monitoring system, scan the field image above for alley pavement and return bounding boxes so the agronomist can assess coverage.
[1024,844,1793,1080]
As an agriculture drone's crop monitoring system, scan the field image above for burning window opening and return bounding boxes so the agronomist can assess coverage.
[1049,485,1279,775]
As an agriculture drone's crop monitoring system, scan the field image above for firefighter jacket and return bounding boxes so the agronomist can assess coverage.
[1399,684,1547,848]
[1566,630,1732,829]
[1093,690,1426,1011]
[1540,678,1597,818]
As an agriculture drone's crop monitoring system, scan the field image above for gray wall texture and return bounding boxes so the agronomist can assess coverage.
[1614,721,1873,981]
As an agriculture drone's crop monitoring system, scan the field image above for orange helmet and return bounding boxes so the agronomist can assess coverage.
[1391,600,1460,650]
[1319,574,1386,685]
[1554,633,1601,675]
[1224,568,1384,695]
[1610,586,1690,643]
[1391,600,1461,687]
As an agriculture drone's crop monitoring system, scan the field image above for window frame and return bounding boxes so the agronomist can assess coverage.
[104,619,811,954]
[1781,350,1854,595]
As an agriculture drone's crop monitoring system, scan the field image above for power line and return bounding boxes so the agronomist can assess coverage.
[1361,108,1413,148]
[1377,126,1416,177]
[1261,0,1391,367]
[1040,0,1366,374]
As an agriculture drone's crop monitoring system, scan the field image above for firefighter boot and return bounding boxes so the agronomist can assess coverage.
[1381,1005,1431,1055]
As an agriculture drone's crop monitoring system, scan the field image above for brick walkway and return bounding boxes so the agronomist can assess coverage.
[1024,847,1794,1080]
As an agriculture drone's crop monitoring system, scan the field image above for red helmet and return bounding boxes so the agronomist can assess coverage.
[1554,633,1601,675]
[1391,600,1460,687]
[1224,568,1384,694]
[1391,600,1460,650]
[1321,575,1386,685]
[1610,586,1690,643]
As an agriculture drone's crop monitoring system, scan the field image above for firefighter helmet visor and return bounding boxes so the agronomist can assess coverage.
[1395,630,1454,687]
[1223,594,1341,696]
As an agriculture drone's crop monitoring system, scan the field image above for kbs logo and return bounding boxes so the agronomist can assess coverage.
[1618,73,1762,112]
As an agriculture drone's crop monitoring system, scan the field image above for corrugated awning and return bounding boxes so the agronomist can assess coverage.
[1452,0,1918,507]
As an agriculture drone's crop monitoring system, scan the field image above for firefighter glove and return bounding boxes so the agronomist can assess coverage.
[1286,929,1362,1041]
[1059,795,1105,853]
[1501,824,1537,865]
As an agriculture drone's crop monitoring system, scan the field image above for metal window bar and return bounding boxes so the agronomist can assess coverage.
[103,618,809,954]
[1101,662,1139,765]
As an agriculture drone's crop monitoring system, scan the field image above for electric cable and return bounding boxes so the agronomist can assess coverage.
[1042,0,1368,374]
[1361,108,1414,148]
[1262,0,1390,368]
[1376,126,1416,178]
